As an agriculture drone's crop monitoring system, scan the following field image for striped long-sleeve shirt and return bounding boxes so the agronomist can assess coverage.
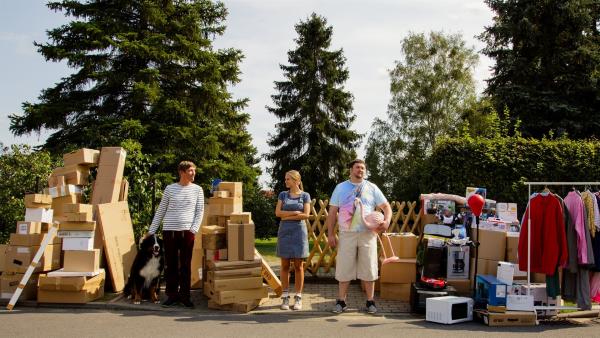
[148,183,204,234]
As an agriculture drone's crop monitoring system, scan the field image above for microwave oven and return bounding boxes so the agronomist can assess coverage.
[426,296,473,324]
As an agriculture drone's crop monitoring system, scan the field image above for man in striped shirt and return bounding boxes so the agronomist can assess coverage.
[146,161,204,308]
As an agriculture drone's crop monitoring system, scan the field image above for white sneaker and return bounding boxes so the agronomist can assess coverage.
[292,295,302,310]
[280,296,290,310]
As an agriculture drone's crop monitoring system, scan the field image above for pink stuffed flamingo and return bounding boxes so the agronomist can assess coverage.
[354,198,401,264]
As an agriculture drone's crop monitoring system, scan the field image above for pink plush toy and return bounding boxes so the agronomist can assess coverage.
[355,198,400,264]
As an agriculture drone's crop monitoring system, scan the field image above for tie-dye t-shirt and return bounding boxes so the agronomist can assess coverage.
[330,180,387,232]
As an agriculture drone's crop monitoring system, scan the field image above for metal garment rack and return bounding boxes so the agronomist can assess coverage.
[524,181,600,311]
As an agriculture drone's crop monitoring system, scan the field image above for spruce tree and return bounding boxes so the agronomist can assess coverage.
[265,13,361,198]
[480,0,600,138]
[10,0,259,185]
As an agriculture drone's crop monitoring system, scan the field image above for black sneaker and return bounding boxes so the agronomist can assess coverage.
[332,299,348,314]
[366,300,377,314]
[180,298,195,309]
[161,297,179,308]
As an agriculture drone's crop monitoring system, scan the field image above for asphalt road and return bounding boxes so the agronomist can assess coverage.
[1,308,599,337]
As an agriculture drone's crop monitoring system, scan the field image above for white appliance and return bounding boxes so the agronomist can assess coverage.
[426,296,473,324]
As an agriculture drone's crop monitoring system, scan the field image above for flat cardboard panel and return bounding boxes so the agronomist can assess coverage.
[206,256,261,271]
[210,267,262,279]
[63,148,100,166]
[190,248,203,289]
[381,232,418,258]
[95,201,137,292]
[37,271,105,304]
[209,276,263,292]
[58,221,97,231]
[16,221,43,235]
[91,147,126,205]
[4,244,61,273]
[212,285,269,305]
[472,228,506,261]
[63,249,100,272]
[255,249,282,296]
[379,283,411,301]
[9,233,61,247]
[379,258,417,283]
[227,223,255,261]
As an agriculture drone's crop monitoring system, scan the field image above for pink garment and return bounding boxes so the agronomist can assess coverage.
[590,272,600,301]
[564,191,589,264]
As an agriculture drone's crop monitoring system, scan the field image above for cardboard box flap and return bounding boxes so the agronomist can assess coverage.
[206,256,261,270]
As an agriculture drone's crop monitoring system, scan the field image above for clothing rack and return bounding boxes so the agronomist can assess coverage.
[523,181,600,311]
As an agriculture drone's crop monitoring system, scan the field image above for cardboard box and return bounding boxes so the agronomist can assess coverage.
[506,232,519,262]
[24,194,52,208]
[209,276,263,292]
[25,208,53,223]
[207,299,263,313]
[9,233,61,247]
[64,203,93,214]
[58,230,94,238]
[16,221,43,235]
[496,261,516,285]
[45,185,83,198]
[202,225,226,250]
[52,194,83,217]
[213,191,230,198]
[0,273,39,300]
[211,285,269,305]
[379,283,411,301]
[218,182,243,198]
[0,244,6,272]
[37,270,105,303]
[92,147,126,204]
[381,232,418,258]
[63,249,100,272]
[63,148,100,166]
[471,258,499,280]
[210,267,262,279]
[39,271,103,291]
[446,279,472,295]
[227,222,255,261]
[66,212,94,222]
[447,245,470,280]
[206,249,228,261]
[62,237,94,251]
[190,248,203,289]
[50,165,90,185]
[379,258,417,283]
[58,221,97,231]
[229,212,252,224]
[477,310,537,327]
[208,197,243,216]
[206,257,262,271]
[472,228,507,261]
[4,244,61,273]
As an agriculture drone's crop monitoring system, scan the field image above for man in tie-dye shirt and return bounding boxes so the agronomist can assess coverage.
[326,159,392,315]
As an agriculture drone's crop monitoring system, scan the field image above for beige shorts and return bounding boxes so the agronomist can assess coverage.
[335,231,378,282]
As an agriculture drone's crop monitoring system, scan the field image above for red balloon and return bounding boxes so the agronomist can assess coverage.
[468,194,485,217]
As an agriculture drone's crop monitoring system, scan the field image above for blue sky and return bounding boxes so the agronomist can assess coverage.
[0,0,494,184]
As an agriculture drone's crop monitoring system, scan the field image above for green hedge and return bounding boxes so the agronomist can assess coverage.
[419,137,600,212]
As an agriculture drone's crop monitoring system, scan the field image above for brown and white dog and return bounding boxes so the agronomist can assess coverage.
[124,235,164,304]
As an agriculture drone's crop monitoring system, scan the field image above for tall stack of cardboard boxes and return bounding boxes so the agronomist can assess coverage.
[36,148,106,303]
[378,232,419,301]
[202,182,268,312]
[1,194,61,300]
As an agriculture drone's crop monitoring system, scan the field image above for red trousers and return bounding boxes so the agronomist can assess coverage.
[163,230,195,300]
